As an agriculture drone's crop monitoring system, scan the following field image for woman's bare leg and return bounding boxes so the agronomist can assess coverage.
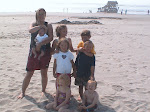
[18,71,34,99]
[41,68,48,93]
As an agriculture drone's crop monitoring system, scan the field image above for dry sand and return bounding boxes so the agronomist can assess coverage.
[0,12,150,112]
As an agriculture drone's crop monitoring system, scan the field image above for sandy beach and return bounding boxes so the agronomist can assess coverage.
[0,12,150,112]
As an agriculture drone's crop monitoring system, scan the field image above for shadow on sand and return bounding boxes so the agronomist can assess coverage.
[25,93,116,112]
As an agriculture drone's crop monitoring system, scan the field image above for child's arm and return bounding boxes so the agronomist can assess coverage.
[90,55,95,80]
[53,89,58,109]
[78,47,93,57]
[90,66,95,80]
[83,50,93,57]
[68,38,77,52]
[71,60,76,77]
[85,92,99,109]
[82,91,87,105]
[56,89,71,110]
[78,91,87,110]
[53,59,57,78]
[51,39,58,55]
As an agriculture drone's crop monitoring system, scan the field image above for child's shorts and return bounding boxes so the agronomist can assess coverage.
[75,76,90,86]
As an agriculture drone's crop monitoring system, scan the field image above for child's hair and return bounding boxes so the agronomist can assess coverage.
[56,24,67,37]
[39,27,46,33]
[58,74,71,86]
[81,30,91,37]
[87,80,97,88]
[57,38,69,51]
[84,40,94,47]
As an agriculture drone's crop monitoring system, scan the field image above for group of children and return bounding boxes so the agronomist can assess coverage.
[31,24,99,112]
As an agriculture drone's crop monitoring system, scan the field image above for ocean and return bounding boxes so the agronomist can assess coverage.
[0,2,150,15]
[40,3,150,15]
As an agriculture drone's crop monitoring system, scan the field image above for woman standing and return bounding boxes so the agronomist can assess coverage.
[18,8,53,99]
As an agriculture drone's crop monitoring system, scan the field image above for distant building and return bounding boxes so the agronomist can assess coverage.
[97,1,119,13]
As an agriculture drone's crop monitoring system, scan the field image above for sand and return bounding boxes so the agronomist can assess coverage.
[0,12,150,112]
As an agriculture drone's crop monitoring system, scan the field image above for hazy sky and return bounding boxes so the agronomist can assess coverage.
[1,0,150,12]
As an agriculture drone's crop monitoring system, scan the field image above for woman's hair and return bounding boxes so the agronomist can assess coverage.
[35,8,46,24]
[81,30,91,37]
[58,74,70,86]
[57,38,69,51]
[87,80,97,88]
[55,24,67,37]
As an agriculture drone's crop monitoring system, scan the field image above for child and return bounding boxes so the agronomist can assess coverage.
[51,24,77,54]
[79,80,99,112]
[75,40,95,100]
[31,27,48,60]
[45,74,72,111]
[53,38,76,88]
[77,30,96,56]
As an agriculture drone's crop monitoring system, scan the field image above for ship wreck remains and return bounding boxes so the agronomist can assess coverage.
[98,1,119,13]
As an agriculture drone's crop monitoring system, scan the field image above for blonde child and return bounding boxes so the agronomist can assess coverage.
[79,80,99,112]
[75,41,95,101]
[53,38,76,88]
[51,24,77,54]
[31,27,48,60]
[77,30,96,56]
[45,74,72,111]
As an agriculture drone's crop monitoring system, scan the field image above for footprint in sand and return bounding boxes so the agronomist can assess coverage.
[112,85,123,91]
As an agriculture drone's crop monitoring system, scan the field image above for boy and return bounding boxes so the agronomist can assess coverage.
[75,41,95,101]
[77,30,96,56]
[79,80,99,112]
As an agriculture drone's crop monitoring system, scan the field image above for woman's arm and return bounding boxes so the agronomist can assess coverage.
[29,22,41,33]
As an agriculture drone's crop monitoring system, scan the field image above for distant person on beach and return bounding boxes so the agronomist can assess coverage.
[75,41,95,101]
[18,8,53,99]
[148,10,149,15]
[45,74,72,111]
[77,30,96,56]
[52,38,76,88]
[121,9,123,15]
[125,10,127,15]
[31,27,48,60]
[51,24,77,54]
[79,80,99,112]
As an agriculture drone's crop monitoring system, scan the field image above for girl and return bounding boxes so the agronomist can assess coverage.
[53,38,76,88]
[51,24,77,54]
[45,74,71,112]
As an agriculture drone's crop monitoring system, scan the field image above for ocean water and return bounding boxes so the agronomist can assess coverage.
[1,2,150,15]
[45,3,150,15]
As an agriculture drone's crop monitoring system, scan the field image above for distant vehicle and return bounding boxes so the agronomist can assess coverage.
[97,1,119,13]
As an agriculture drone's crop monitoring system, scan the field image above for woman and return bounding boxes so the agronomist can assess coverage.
[18,8,53,99]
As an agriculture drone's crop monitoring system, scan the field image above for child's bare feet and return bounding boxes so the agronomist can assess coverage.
[17,93,25,99]
[34,54,37,58]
